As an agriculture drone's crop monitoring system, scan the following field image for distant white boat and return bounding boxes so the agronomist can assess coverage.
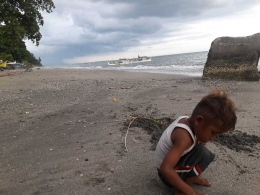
[107,55,152,66]
[107,59,131,66]
[135,55,151,63]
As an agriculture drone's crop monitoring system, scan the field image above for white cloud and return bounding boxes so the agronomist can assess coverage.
[26,0,260,65]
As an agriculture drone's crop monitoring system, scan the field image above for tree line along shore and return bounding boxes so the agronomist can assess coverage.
[0,1,55,70]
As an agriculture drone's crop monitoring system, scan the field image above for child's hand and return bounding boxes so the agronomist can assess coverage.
[173,189,199,195]
[173,188,208,195]
[173,189,187,195]
[194,189,208,195]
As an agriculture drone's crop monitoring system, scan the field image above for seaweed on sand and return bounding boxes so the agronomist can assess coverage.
[213,130,260,153]
[123,116,260,154]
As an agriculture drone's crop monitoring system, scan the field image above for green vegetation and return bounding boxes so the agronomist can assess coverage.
[0,0,55,66]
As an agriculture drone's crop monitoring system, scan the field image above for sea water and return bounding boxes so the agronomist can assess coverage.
[44,51,260,77]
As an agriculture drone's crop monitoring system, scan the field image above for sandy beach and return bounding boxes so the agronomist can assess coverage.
[0,68,259,195]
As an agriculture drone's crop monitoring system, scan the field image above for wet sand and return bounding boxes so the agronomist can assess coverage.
[0,68,259,195]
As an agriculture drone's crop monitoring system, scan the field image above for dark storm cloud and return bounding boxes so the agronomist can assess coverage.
[95,0,260,19]
[33,0,260,65]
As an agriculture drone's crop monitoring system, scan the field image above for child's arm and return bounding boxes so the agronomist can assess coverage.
[159,128,196,195]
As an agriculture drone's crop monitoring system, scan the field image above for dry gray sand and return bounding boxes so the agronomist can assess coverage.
[0,69,260,195]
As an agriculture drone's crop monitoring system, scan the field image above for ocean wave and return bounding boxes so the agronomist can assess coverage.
[108,64,204,70]
[43,66,103,69]
[122,69,203,77]
[43,51,207,76]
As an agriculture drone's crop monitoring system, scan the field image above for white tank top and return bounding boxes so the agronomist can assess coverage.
[154,116,197,169]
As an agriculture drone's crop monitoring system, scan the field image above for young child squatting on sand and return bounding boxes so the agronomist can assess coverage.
[154,90,237,195]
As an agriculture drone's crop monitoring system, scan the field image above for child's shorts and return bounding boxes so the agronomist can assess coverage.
[157,144,215,187]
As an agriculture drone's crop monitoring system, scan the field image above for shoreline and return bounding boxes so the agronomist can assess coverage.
[40,64,204,77]
[0,68,201,82]
[0,69,259,195]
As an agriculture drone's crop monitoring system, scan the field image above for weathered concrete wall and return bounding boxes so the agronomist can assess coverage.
[203,33,260,81]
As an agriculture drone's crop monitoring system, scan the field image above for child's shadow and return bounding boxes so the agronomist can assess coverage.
[146,178,173,194]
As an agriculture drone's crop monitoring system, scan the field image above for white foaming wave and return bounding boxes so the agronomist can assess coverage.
[111,64,204,70]
[41,66,53,69]
[44,64,204,70]
[43,66,103,69]
[120,69,203,77]
[42,65,202,77]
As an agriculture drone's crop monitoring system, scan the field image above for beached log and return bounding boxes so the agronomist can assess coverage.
[203,33,260,81]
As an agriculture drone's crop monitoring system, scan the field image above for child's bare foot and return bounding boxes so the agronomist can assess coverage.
[193,176,211,187]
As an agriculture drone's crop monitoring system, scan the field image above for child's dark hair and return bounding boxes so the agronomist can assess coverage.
[191,89,237,132]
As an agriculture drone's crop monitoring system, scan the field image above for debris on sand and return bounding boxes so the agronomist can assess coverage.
[213,130,260,154]
[123,116,260,155]
[123,116,175,150]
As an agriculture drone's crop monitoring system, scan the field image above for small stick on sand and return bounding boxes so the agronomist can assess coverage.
[124,117,137,152]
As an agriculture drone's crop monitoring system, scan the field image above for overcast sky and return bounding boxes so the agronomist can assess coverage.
[26,0,260,65]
